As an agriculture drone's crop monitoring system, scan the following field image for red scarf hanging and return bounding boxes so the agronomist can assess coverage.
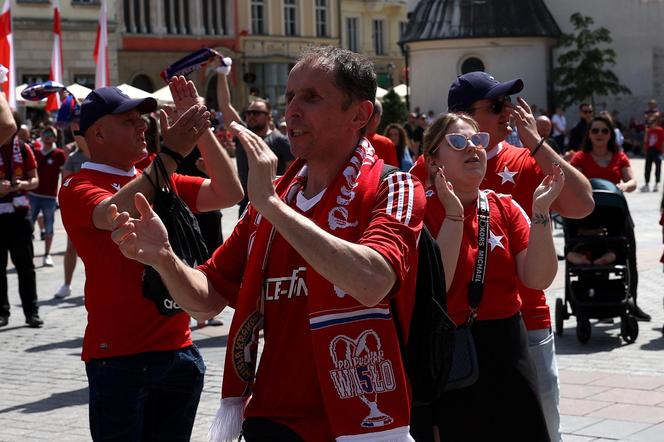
[209,140,413,442]
[0,138,29,209]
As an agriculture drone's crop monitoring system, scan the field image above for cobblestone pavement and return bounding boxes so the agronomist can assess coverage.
[1,158,664,441]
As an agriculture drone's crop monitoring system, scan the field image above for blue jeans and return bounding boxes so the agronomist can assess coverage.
[528,328,561,442]
[28,194,56,235]
[85,345,205,441]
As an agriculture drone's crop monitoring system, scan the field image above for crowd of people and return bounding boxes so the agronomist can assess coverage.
[0,44,663,442]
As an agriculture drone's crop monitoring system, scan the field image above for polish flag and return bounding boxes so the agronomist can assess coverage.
[0,0,15,108]
[94,0,109,88]
[46,0,63,112]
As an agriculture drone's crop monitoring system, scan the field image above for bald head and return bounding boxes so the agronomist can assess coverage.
[536,115,552,139]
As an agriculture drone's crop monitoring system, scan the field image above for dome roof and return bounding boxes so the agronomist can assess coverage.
[401,0,561,44]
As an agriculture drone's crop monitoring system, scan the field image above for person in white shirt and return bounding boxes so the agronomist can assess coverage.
[552,107,567,152]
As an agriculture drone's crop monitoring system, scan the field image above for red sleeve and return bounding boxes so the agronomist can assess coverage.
[501,194,531,256]
[196,206,254,308]
[617,151,631,169]
[359,171,425,294]
[58,175,112,233]
[569,151,584,170]
[171,173,204,213]
[23,143,37,171]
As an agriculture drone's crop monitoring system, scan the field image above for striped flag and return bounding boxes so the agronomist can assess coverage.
[46,0,63,112]
[0,0,15,108]
[94,0,109,88]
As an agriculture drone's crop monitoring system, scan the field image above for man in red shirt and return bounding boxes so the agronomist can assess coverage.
[29,126,66,267]
[58,79,242,441]
[641,113,664,192]
[110,46,425,441]
[0,96,42,328]
[366,99,399,167]
[448,71,594,442]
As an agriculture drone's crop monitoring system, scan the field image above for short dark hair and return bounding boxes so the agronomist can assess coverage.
[579,103,592,111]
[296,45,376,109]
[583,116,617,153]
[249,97,271,113]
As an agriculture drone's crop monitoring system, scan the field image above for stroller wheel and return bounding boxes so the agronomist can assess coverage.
[576,316,591,344]
[555,298,565,336]
[620,316,639,344]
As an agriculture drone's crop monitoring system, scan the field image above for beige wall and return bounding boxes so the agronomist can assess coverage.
[407,38,552,114]
[544,0,664,121]
[340,0,407,86]
[13,0,118,88]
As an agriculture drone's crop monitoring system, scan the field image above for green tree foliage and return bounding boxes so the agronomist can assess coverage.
[553,13,630,109]
[379,89,408,134]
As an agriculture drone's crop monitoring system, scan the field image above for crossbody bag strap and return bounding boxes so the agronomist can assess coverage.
[466,190,490,325]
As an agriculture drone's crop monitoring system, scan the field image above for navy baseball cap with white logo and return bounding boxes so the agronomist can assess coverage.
[77,87,157,135]
[448,71,524,112]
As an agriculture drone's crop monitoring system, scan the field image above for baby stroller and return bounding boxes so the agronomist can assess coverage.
[555,179,639,344]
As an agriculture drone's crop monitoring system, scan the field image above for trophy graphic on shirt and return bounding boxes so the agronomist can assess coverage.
[329,329,395,428]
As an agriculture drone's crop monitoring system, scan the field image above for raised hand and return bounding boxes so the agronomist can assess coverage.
[434,166,464,219]
[229,121,278,213]
[159,104,210,158]
[169,75,203,115]
[533,163,565,213]
[509,97,540,150]
[108,193,171,267]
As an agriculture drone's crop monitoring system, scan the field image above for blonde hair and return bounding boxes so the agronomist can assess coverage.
[422,113,479,157]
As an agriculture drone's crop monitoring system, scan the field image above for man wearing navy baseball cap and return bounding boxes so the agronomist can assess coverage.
[58,78,243,441]
[446,71,594,442]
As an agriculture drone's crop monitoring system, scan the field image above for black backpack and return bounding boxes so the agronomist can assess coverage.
[382,166,456,405]
[141,155,210,316]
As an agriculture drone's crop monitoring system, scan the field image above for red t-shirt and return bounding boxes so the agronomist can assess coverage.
[368,133,399,168]
[570,150,630,185]
[424,189,530,325]
[0,141,37,204]
[646,126,664,153]
[31,148,66,198]
[199,172,425,440]
[481,142,550,329]
[58,163,204,361]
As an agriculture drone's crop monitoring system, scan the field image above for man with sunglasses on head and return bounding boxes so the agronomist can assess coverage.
[569,103,594,153]
[448,71,594,442]
[216,64,293,215]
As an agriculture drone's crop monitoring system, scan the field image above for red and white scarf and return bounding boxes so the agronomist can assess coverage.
[210,140,413,442]
[0,138,28,207]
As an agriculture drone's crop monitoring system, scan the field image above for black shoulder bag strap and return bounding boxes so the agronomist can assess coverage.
[467,190,490,325]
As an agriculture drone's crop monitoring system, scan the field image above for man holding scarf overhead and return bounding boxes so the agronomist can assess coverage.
[109,46,425,441]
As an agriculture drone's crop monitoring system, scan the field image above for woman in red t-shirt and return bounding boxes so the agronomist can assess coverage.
[569,116,651,321]
[570,116,637,192]
[411,113,563,441]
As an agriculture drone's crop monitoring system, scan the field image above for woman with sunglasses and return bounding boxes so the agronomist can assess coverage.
[415,113,563,441]
[569,116,651,321]
[570,116,637,193]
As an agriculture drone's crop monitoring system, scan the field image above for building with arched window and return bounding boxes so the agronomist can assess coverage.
[400,0,560,114]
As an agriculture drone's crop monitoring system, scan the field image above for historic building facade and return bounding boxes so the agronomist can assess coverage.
[13,0,118,90]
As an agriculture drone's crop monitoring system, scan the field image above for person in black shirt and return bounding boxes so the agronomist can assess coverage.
[215,62,293,215]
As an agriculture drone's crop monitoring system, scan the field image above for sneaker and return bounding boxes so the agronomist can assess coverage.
[633,304,652,322]
[206,317,224,327]
[654,183,659,192]
[639,184,650,192]
[43,254,54,267]
[25,314,43,328]
[54,285,71,299]
[0,316,7,327]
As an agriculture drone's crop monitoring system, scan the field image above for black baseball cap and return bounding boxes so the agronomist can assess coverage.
[77,87,157,135]
[448,71,524,112]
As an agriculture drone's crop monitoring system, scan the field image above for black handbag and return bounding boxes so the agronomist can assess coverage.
[444,191,490,391]
[141,155,210,316]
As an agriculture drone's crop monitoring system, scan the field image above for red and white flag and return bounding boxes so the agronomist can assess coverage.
[46,0,63,111]
[94,0,109,89]
[0,0,15,108]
